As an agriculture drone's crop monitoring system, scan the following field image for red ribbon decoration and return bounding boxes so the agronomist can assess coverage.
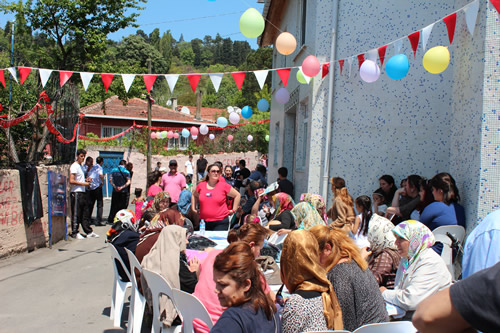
[276,68,291,87]
[187,74,201,93]
[0,92,49,128]
[357,54,365,70]
[408,31,420,58]
[322,63,330,79]
[101,74,115,92]
[338,60,345,75]
[18,67,32,85]
[378,45,388,66]
[443,13,457,44]
[0,70,5,88]
[231,72,246,91]
[143,74,157,93]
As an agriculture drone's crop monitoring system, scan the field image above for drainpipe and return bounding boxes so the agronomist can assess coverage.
[321,0,340,202]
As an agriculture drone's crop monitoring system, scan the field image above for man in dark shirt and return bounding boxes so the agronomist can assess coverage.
[234,159,251,192]
[107,160,131,224]
[196,154,208,181]
[277,167,294,200]
[248,164,268,187]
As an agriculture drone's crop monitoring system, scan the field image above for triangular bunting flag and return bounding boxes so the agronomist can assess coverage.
[187,74,201,93]
[490,0,500,14]
[253,70,268,90]
[101,73,114,92]
[7,67,18,83]
[80,72,94,91]
[143,74,157,93]
[322,63,330,79]
[209,73,223,92]
[231,72,246,91]
[347,57,354,78]
[408,31,420,58]
[443,13,457,44]
[18,67,32,85]
[367,49,378,61]
[276,68,291,87]
[393,39,403,55]
[338,60,344,75]
[378,45,388,66]
[421,23,435,51]
[59,71,73,87]
[0,70,5,88]
[165,74,179,93]
[39,69,52,88]
[357,54,365,70]
[464,0,480,35]
[121,74,136,93]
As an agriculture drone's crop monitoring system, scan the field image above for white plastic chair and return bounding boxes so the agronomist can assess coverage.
[432,225,465,277]
[171,288,214,333]
[125,248,146,333]
[352,321,417,332]
[109,244,132,327]
[141,269,182,333]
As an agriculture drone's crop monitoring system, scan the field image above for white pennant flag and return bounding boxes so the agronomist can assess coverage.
[253,70,269,90]
[121,74,136,93]
[393,39,403,55]
[80,72,94,91]
[7,67,17,83]
[421,23,435,51]
[209,73,223,92]
[347,56,354,78]
[39,69,52,88]
[367,49,378,61]
[299,67,312,84]
[165,74,179,93]
[464,0,479,36]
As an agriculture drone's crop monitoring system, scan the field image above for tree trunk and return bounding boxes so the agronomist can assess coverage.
[1,127,20,164]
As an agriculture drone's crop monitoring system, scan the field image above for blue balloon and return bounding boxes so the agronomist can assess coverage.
[216,117,228,128]
[181,128,190,138]
[257,98,269,112]
[385,54,410,80]
[241,106,253,119]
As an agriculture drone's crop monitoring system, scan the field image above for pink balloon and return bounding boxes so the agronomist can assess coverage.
[302,55,321,77]
[173,132,179,139]
[190,126,199,136]
[227,135,234,141]
[167,131,174,139]
[150,132,156,139]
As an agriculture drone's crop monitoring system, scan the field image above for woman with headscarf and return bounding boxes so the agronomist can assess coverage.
[327,177,355,233]
[177,189,200,230]
[300,193,328,222]
[381,220,452,316]
[149,191,185,228]
[280,229,344,332]
[309,225,388,331]
[267,192,295,231]
[275,202,326,236]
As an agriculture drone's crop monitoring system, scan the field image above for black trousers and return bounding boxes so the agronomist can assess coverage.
[108,191,129,224]
[70,192,92,236]
[88,187,104,224]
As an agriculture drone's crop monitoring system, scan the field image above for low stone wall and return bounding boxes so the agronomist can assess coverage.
[0,165,69,258]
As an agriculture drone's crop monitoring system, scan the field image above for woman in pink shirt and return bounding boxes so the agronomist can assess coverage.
[192,164,241,231]
[147,171,163,198]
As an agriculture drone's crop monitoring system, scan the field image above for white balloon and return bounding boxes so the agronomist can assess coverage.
[200,124,209,135]
[209,134,215,140]
[247,135,253,142]
[229,112,240,125]
[227,106,234,113]
[192,135,198,140]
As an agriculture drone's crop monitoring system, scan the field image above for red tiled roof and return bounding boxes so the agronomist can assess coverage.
[80,96,219,124]
[176,105,228,121]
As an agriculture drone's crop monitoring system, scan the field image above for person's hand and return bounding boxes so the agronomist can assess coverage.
[379,286,387,294]
[256,188,265,197]
[188,257,200,273]
[277,229,291,236]
[262,205,270,214]
[360,247,372,260]
[385,206,397,217]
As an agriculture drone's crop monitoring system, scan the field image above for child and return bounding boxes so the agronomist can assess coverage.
[131,188,145,222]
[185,174,193,192]
[372,188,387,216]
[352,195,372,248]
[244,214,261,225]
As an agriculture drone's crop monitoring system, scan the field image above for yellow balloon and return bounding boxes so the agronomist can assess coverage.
[423,46,450,74]
[276,32,297,55]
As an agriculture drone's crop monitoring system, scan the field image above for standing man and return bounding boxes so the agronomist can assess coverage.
[88,156,105,226]
[185,155,194,180]
[161,160,186,204]
[108,160,131,224]
[69,149,98,239]
[155,161,162,172]
[277,167,294,200]
[196,153,208,181]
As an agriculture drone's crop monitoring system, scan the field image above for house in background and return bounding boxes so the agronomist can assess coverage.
[80,96,221,150]
[260,0,499,229]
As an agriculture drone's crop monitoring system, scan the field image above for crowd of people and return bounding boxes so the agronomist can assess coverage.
[69,150,499,332]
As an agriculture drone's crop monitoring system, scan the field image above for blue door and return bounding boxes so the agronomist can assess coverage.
[99,151,124,198]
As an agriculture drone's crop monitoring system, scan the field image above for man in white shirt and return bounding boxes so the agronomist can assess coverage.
[88,156,105,226]
[185,155,194,179]
[69,149,98,239]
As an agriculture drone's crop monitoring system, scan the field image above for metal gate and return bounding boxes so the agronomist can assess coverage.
[99,151,124,198]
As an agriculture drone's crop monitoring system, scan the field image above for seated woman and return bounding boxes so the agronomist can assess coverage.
[300,193,328,223]
[386,175,422,224]
[377,175,398,206]
[381,220,452,317]
[366,214,401,289]
[254,192,295,231]
[276,202,326,235]
[177,189,200,230]
[280,229,344,332]
[149,191,185,227]
[193,223,272,333]
[309,225,388,331]
[327,177,355,233]
[210,242,280,333]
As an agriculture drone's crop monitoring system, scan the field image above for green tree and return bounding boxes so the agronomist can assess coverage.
[178,42,195,66]
[190,38,202,67]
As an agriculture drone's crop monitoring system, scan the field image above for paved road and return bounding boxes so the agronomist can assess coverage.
[0,199,137,333]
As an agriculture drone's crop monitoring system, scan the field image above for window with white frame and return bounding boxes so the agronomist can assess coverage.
[167,136,190,150]
[102,126,130,141]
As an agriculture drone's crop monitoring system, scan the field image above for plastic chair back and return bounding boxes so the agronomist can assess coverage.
[109,244,132,327]
[432,225,465,276]
[171,288,213,333]
[125,248,146,333]
[353,321,417,333]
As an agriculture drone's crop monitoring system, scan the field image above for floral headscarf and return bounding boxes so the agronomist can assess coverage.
[300,193,327,222]
[393,220,435,272]
[367,214,398,253]
[272,192,295,219]
[153,191,170,212]
[291,202,326,230]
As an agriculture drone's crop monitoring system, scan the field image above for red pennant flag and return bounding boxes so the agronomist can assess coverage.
[408,31,420,58]
[491,0,500,13]
[187,74,201,93]
[443,13,457,44]
[231,72,246,91]
[378,45,388,66]
[0,70,5,88]
[143,74,157,93]
[276,68,291,87]
[322,63,330,79]
[357,54,365,70]
[18,67,32,85]
[101,73,115,92]
[59,71,73,87]
[338,60,344,75]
